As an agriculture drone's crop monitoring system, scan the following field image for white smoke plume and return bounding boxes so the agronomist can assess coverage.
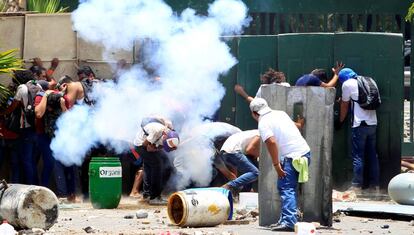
[51,0,250,186]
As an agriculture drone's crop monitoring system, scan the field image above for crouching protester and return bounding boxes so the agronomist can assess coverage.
[133,116,179,205]
[249,98,311,232]
[219,130,260,193]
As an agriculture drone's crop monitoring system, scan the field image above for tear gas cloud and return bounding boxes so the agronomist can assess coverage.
[51,0,250,187]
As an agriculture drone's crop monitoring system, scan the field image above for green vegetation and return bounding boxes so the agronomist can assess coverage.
[0,49,23,110]
[27,0,68,13]
[406,2,414,22]
[0,0,7,12]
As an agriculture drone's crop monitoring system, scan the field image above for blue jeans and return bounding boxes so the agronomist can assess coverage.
[221,152,259,190]
[54,161,76,197]
[18,128,37,184]
[277,152,310,229]
[36,133,55,187]
[351,125,379,188]
[0,139,19,179]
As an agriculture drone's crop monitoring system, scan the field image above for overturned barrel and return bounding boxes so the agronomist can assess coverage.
[168,188,233,227]
[0,183,59,230]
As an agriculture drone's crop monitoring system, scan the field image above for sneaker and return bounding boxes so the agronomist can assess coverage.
[149,197,167,205]
[268,222,281,228]
[270,224,294,232]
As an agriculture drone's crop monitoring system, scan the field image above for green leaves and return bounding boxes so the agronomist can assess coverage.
[27,0,69,13]
[0,48,22,111]
[406,2,414,22]
[0,49,23,74]
[0,0,7,12]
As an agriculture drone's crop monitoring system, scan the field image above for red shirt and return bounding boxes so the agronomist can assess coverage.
[34,94,45,134]
[33,91,70,135]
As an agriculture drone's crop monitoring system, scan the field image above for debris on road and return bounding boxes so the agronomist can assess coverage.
[83,226,97,233]
[136,209,149,219]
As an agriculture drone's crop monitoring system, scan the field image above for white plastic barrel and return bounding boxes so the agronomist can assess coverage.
[388,173,414,205]
[0,184,59,230]
[168,188,232,227]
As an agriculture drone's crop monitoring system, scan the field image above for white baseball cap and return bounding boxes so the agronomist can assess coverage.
[249,98,272,115]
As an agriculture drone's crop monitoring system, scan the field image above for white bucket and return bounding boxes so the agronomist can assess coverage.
[239,192,258,209]
[294,222,317,235]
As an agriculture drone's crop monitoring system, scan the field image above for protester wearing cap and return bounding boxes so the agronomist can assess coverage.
[133,116,179,205]
[338,68,379,194]
[249,98,311,232]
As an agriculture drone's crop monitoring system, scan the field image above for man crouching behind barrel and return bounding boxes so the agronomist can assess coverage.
[250,98,311,232]
[133,116,179,205]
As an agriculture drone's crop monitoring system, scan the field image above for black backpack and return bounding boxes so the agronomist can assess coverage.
[353,76,381,110]
[23,80,43,127]
[43,92,64,138]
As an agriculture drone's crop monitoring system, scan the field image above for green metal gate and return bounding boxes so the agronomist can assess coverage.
[222,33,403,187]
[333,33,403,187]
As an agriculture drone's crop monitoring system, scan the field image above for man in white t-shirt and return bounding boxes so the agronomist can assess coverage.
[339,68,379,193]
[133,116,179,205]
[249,98,311,232]
[219,130,260,192]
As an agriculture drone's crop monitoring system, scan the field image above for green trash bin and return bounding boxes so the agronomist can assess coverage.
[89,157,122,209]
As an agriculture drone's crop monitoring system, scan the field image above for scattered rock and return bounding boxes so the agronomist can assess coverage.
[236,208,248,215]
[235,215,247,220]
[250,209,259,217]
[124,214,134,219]
[333,218,341,223]
[368,219,374,221]
[380,225,390,229]
[136,209,149,219]
[154,209,161,213]
[361,219,369,223]
[83,226,97,233]
[409,220,414,226]
[142,220,151,224]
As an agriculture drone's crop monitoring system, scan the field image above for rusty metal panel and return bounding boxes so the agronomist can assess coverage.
[23,13,76,61]
[0,16,24,57]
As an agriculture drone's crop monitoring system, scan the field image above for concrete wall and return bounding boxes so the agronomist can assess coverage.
[0,13,134,82]
[258,84,335,226]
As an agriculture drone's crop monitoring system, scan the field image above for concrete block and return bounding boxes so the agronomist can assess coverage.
[258,84,335,226]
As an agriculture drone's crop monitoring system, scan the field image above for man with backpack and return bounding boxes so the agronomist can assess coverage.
[1,70,43,184]
[338,68,381,194]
